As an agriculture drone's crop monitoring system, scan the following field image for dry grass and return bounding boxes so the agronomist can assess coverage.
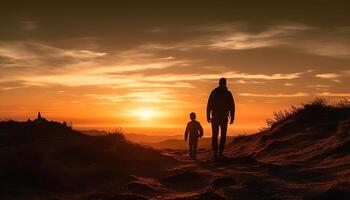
[264,97,350,130]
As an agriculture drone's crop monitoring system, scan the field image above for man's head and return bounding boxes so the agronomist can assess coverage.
[219,78,227,86]
[190,112,196,120]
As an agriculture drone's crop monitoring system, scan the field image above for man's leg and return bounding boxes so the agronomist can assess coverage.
[219,119,228,157]
[211,119,219,160]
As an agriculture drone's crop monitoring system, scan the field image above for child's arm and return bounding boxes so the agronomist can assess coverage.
[184,123,189,141]
[198,122,204,138]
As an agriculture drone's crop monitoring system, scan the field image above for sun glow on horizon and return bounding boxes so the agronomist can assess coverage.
[140,110,154,120]
[131,108,157,121]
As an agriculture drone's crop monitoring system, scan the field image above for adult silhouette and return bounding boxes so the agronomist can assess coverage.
[207,78,235,161]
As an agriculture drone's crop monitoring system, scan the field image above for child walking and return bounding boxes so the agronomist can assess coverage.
[184,112,204,160]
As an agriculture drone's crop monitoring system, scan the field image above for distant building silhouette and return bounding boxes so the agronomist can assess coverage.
[30,112,71,129]
[37,112,42,120]
[35,112,47,123]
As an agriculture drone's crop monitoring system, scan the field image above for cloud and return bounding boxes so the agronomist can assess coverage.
[0,39,308,90]
[5,66,302,89]
[307,84,332,88]
[317,92,350,97]
[140,23,350,58]
[86,94,125,104]
[210,24,350,58]
[137,42,198,52]
[305,44,350,58]
[236,80,248,84]
[208,24,311,50]
[0,26,345,104]
[238,92,309,98]
[144,71,304,82]
[138,24,310,51]
[63,49,107,58]
[0,41,193,88]
[86,90,184,105]
[159,56,175,60]
[235,80,266,84]
[0,81,29,90]
[226,72,302,80]
[20,20,37,31]
[0,41,108,74]
[343,70,350,75]
[15,73,195,88]
[315,73,341,79]
[109,82,194,88]
[0,42,107,60]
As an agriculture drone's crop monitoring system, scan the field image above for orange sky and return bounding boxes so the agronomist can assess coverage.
[0,1,349,135]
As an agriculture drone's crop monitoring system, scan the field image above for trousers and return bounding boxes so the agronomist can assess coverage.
[211,118,228,154]
[189,137,198,159]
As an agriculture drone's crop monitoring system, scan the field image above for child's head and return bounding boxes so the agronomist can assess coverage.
[190,112,196,120]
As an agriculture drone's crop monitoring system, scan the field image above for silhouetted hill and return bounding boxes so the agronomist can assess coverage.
[0,118,83,146]
[80,129,110,136]
[227,98,350,164]
[224,98,350,198]
[0,116,176,197]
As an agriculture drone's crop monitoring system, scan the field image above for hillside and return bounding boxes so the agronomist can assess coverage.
[221,98,350,199]
[227,98,350,165]
[0,115,176,199]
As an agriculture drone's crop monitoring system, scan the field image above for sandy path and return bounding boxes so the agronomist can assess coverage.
[99,148,340,200]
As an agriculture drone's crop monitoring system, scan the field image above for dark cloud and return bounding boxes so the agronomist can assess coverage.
[1,0,349,40]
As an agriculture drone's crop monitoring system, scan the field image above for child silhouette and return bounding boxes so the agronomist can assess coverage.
[184,112,204,160]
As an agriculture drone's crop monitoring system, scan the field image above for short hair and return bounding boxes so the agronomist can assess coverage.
[190,112,196,119]
[219,78,227,85]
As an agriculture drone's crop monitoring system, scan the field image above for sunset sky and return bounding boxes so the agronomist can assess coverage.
[0,1,349,135]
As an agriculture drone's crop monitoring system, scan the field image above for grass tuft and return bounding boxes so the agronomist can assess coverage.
[264,97,350,130]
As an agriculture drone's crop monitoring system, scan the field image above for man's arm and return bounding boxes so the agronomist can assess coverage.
[206,92,213,123]
[229,92,235,124]
[184,123,189,141]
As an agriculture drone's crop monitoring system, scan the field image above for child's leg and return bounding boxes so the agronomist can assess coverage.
[193,138,198,159]
[188,140,193,158]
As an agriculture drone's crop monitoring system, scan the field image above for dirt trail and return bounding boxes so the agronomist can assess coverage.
[108,149,320,200]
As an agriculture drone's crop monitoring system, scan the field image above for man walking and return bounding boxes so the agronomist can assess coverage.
[207,78,235,161]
